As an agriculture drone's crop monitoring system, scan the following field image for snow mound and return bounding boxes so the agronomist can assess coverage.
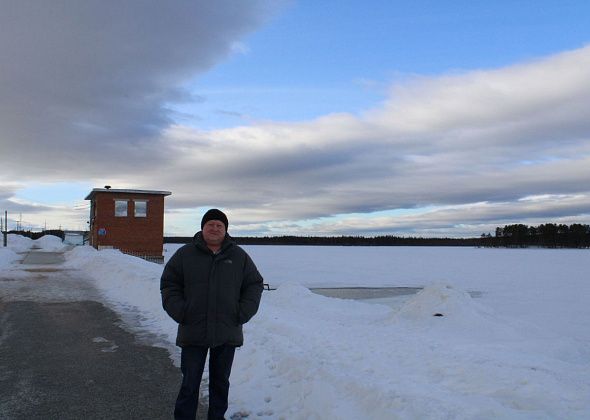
[273,282,314,299]
[0,248,20,269]
[64,244,99,265]
[33,234,66,251]
[5,234,34,252]
[65,247,161,284]
[395,283,491,321]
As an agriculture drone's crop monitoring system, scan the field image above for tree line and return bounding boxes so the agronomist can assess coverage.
[480,223,590,248]
[8,223,590,248]
[166,223,590,248]
[165,235,483,247]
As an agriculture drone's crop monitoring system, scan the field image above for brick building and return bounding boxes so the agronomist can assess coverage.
[85,187,171,261]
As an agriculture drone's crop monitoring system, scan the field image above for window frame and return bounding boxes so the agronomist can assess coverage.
[134,200,148,218]
[114,199,128,217]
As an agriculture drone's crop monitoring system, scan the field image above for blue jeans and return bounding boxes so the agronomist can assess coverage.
[174,345,236,420]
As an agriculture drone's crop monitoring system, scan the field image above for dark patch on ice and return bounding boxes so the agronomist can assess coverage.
[310,287,482,300]
[23,268,67,273]
[311,286,422,299]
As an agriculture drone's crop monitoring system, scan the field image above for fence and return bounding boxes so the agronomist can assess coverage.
[118,249,165,264]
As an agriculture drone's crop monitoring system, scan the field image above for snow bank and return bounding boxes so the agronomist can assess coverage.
[1,233,66,252]
[230,283,590,419]
[394,284,483,320]
[4,233,34,252]
[33,234,67,251]
[0,247,20,269]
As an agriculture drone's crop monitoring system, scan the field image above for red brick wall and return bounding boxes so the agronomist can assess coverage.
[90,192,166,257]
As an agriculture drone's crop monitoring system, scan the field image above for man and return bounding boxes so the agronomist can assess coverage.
[160,209,263,420]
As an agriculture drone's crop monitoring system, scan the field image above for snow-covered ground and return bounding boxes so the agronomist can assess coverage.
[2,237,589,419]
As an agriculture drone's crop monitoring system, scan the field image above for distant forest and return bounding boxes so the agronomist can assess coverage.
[6,223,589,248]
[483,223,590,248]
[165,223,590,248]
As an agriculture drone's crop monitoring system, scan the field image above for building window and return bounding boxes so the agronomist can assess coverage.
[115,200,128,217]
[134,200,147,217]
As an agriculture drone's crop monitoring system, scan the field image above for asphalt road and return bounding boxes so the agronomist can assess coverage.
[0,250,206,420]
[0,299,180,419]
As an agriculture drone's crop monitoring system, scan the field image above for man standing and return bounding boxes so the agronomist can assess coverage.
[161,209,263,420]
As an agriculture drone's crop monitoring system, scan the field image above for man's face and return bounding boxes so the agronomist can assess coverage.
[202,220,226,246]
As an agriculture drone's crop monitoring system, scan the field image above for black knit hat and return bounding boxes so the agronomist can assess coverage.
[201,208,228,231]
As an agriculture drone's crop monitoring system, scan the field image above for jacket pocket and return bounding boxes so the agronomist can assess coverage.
[218,316,244,346]
[182,304,206,326]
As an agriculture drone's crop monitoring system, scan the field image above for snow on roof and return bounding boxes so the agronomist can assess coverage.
[84,188,171,200]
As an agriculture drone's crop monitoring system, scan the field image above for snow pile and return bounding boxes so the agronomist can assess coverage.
[394,284,480,319]
[391,284,499,334]
[3,233,34,252]
[0,247,20,269]
[1,233,66,252]
[65,246,161,302]
[33,234,67,251]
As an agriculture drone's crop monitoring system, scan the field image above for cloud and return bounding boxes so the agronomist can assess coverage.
[139,45,590,233]
[222,193,590,237]
[230,41,251,56]
[0,184,49,212]
[0,0,281,180]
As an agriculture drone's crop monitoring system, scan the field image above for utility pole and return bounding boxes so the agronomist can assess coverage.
[3,211,7,247]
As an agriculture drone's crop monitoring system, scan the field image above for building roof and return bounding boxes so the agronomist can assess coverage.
[84,188,172,200]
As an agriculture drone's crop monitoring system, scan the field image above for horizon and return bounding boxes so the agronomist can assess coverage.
[6,220,589,242]
[2,1,590,237]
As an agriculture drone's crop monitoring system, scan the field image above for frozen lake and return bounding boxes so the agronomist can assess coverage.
[165,243,590,338]
[165,242,589,289]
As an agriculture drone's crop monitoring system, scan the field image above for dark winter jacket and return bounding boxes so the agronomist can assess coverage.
[160,232,263,347]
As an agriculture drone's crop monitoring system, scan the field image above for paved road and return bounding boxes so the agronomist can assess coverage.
[0,250,206,420]
[20,251,66,265]
[0,299,180,419]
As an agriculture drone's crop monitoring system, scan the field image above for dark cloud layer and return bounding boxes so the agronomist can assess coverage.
[0,0,278,177]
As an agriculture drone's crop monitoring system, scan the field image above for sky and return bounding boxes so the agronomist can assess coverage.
[1,0,590,237]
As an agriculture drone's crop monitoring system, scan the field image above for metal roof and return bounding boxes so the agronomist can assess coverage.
[84,188,172,200]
